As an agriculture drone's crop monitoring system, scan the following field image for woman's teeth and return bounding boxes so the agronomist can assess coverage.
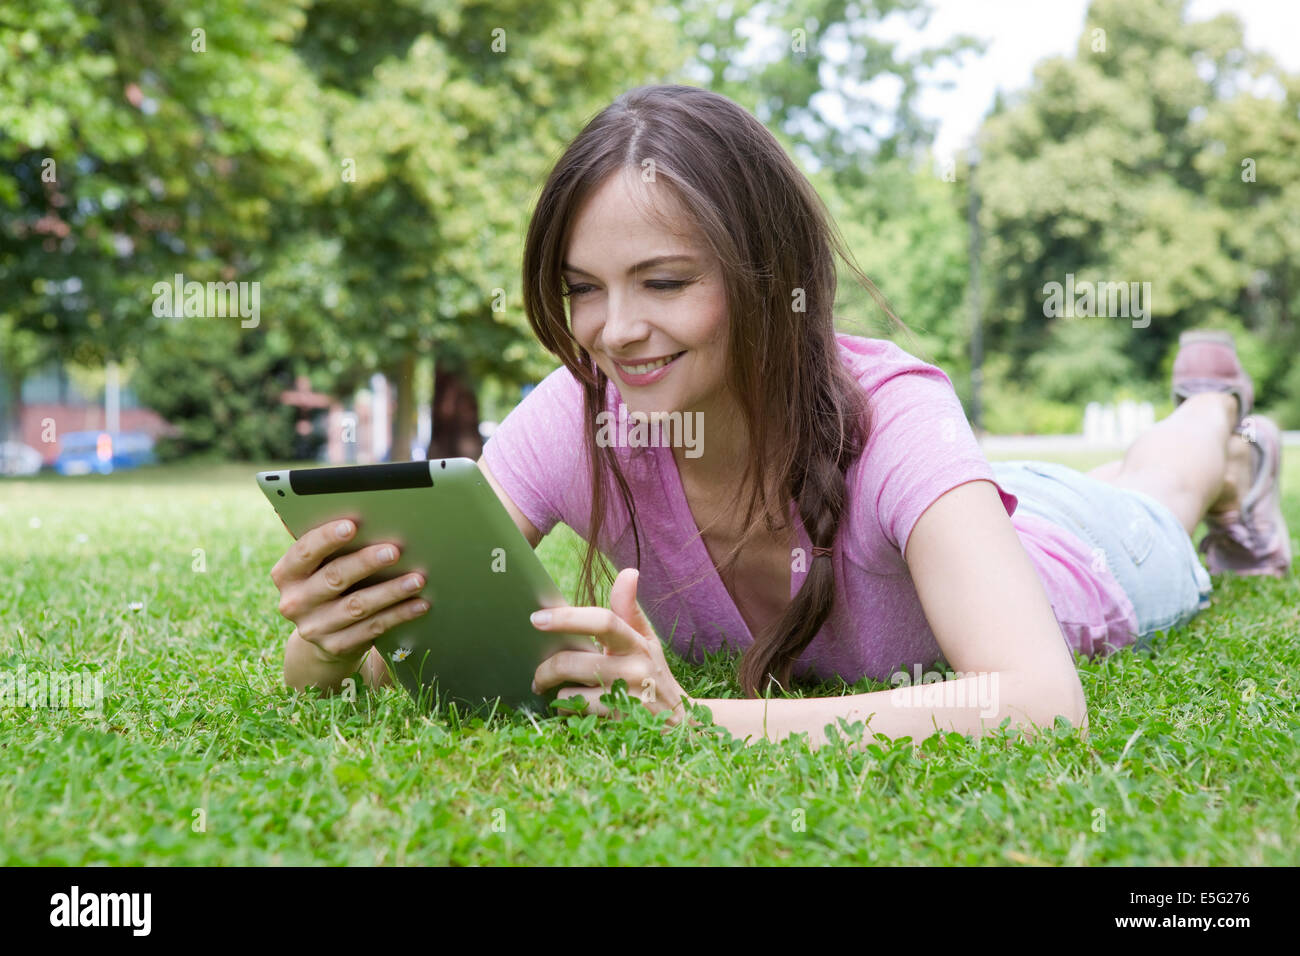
[620,352,681,374]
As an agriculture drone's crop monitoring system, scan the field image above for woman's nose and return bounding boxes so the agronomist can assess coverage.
[601,290,651,350]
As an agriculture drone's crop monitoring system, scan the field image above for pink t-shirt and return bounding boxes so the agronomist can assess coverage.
[481,333,1140,684]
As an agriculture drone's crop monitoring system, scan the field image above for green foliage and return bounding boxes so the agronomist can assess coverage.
[131,319,298,461]
[1022,319,1144,406]
[975,0,1300,428]
[1276,361,1300,432]
[0,0,326,361]
[824,156,972,375]
[979,353,1087,436]
[673,0,982,174]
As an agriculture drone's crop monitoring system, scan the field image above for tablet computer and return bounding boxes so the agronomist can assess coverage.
[255,457,593,715]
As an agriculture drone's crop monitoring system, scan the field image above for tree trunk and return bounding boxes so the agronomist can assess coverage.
[1,366,23,445]
[388,351,417,461]
[426,361,482,461]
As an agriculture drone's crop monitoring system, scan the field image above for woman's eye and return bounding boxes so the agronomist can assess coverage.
[562,280,687,297]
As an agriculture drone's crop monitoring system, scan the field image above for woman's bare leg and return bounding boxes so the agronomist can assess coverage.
[1085,459,1124,483]
[1086,392,1253,538]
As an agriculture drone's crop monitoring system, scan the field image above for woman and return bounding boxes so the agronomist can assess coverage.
[275,85,1290,748]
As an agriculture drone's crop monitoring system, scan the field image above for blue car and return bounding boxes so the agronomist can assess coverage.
[55,430,157,475]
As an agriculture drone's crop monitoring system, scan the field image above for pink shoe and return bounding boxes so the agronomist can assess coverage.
[1171,330,1254,432]
[1199,414,1292,577]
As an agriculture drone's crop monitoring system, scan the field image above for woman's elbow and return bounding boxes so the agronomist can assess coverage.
[1044,673,1088,734]
[1003,669,1088,735]
[1062,671,1088,730]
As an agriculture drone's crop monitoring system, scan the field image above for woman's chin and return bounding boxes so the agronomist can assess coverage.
[622,400,684,419]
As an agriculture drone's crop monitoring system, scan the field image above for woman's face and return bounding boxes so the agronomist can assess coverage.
[562,167,729,418]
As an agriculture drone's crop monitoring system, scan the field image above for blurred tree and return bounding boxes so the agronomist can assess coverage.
[131,315,299,461]
[823,155,971,372]
[672,0,980,182]
[17,0,1285,452]
[0,0,328,449]
[975,0,1300,426]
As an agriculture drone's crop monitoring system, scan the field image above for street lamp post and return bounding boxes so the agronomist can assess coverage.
[968,142,984,436]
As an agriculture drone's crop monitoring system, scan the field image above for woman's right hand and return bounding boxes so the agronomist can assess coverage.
[270,518,430,666]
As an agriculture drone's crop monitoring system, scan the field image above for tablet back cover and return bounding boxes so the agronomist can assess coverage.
[257,458,592,713]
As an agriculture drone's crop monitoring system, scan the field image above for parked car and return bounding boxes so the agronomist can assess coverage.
[55,430,157,475]
[0,441,43,476]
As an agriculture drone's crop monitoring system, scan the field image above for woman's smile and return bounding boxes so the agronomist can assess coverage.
[611,349,687,386]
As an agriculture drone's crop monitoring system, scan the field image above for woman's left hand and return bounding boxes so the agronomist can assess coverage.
[531,568,688,724]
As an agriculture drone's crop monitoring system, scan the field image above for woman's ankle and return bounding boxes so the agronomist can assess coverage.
[1208,433,1253,515]
[1179,390,1238,432]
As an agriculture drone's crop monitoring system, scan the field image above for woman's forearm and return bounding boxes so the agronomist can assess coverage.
[691,671,1087,749]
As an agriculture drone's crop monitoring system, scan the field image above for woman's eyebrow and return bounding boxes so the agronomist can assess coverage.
[561,254,697,277]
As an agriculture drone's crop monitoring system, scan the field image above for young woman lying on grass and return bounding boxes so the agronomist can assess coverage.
[275,85,1291,749]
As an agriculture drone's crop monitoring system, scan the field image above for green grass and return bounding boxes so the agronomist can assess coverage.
[2,453,1297,865]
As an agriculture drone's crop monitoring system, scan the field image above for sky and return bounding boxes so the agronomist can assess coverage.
[793,0,1300,163]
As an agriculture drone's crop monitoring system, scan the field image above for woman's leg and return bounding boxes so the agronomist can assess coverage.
[1086,391,1251,538]
[1085,459,1124,483]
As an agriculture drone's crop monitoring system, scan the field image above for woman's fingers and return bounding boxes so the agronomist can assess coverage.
[529,569,685,723]
[307,594,431,661]
[300,543,412,617]
[608,568,654,638]
[533,648,644,694]
[271,518,358,590]
[278,542,404,622]
[532,605,647,656]
[294,570,428,647]
[551,685,611,716]
[550,685,670,723]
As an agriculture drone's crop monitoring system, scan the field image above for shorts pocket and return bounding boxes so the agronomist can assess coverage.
[1118,500,1156,566]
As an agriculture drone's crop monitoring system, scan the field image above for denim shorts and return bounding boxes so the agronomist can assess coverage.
[990,460,1213,649]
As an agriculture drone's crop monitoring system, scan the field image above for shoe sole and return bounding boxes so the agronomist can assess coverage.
[1178,330,1235,347]
[1170,332,1253,429]
[1201,416,1291,577]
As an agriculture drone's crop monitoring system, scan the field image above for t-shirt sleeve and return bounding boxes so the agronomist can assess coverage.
[859,363,1017,560]
[478,366,586,538]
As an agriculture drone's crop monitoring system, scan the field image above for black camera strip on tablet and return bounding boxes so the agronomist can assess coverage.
[276,460,447,496]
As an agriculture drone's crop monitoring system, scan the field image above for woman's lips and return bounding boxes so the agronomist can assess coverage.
[612,350,686,386]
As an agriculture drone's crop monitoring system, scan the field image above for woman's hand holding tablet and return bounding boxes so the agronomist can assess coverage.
[259,458,596,712]
[275,518,429,692]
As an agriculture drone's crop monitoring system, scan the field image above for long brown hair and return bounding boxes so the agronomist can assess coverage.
[521,84,910,697]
